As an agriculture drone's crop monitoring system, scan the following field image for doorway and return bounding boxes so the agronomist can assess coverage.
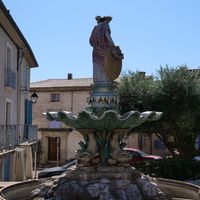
[48,137,60,162]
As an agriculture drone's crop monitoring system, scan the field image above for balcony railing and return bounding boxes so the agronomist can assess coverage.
[4,68,16,89]
[0,125,37,151]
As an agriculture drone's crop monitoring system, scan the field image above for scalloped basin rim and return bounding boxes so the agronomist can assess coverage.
[44,110,163,130]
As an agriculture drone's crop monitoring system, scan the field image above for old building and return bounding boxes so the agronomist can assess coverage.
[30,74,92,166]
[0,0,38,181]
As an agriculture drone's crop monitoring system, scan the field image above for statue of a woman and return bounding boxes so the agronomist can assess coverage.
[90,16,123,83]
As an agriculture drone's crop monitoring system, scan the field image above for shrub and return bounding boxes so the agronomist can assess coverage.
[134,157,200,181]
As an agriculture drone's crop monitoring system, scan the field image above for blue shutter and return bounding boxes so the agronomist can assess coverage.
[28,100,32,124]
[25,99,32,124]
[3,155,10,181]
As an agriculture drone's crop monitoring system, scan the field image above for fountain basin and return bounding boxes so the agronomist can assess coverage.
[0,175,199,200]
[0,180,43,200]
[154,178,200,200]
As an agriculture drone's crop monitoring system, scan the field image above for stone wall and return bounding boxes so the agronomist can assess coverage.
[32,90,90,129]
[32,89,88,164]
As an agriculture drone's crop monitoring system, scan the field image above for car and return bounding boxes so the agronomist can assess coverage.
[38,159,76,178]
[124,147,162,164]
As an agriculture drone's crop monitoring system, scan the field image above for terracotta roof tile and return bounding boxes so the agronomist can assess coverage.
[31,78,93,88]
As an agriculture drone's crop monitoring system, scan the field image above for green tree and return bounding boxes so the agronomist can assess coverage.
[118,66,200,158]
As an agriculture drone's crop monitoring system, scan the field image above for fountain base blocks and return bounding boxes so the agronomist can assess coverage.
[33,166,167,200]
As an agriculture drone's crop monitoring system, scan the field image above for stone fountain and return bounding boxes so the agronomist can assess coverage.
[30,16,168,200]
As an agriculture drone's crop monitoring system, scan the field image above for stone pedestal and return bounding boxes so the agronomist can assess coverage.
[32,166,167,200]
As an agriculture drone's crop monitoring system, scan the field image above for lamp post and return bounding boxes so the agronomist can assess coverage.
[57,138,60,166]
[30,91,38,178]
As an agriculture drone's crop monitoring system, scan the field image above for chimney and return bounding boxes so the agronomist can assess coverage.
[67,73,73,80]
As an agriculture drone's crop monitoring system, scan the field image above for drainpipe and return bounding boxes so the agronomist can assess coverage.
[56,138,60,166]
[71,91,74,112]
[16,48,20,126]
[67,73,74,112]
[34,143,37,179]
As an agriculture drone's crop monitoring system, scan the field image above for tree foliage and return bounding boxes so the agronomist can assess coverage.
[118,66,200,158]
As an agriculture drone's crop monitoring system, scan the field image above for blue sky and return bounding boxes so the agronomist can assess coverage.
[3,0,200,82]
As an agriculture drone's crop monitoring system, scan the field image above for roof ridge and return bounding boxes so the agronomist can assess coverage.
[31,77,93,83]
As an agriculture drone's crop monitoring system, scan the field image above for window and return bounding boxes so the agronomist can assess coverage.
[5,100,12,125]
[4,42,16,89]
[23,67,30,91]
[6,44,12,69]
[50,93,60,102]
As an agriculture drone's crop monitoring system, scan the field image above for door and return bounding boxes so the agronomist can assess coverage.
[48,137,60,161]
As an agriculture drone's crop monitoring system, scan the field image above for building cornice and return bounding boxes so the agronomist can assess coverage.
[0,0,38,67]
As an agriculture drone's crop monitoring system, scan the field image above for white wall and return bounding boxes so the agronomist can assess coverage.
[0,27,18,124]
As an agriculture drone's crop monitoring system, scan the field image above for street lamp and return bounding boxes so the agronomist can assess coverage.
[30,92,38,178]
[30,91,38,104]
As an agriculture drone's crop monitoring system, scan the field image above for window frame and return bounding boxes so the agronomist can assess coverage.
[50,93,60,102]
[6,42,12,70]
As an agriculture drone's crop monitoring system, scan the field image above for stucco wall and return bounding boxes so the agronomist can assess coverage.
[0,27,18,124]
[67,130,83,160]
[0,28,5,124]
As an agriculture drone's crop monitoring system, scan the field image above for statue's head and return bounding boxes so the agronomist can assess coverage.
[95,16,112,24]
[95,16,101,24]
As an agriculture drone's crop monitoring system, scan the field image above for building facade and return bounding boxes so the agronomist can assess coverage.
[0,0,38,181]
[30,75,92,166]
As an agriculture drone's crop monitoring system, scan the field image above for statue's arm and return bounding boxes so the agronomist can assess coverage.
[105,25,115,47]
[105,31,115,46]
